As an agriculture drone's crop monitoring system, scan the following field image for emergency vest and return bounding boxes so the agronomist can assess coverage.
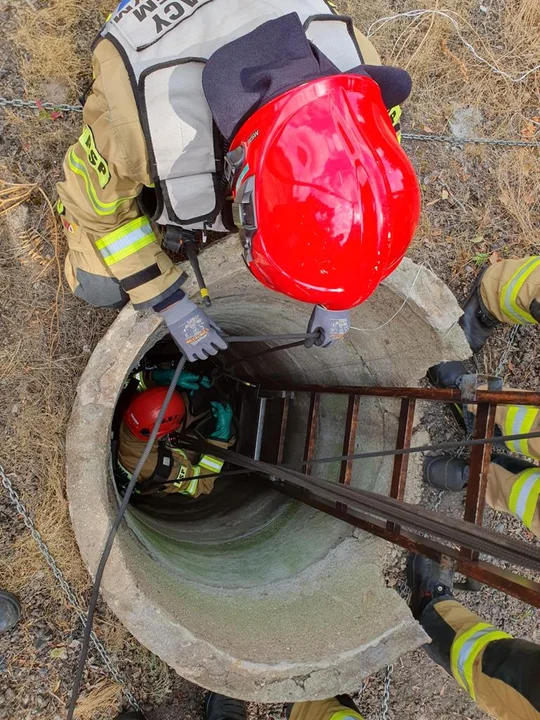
[101,0,364,232]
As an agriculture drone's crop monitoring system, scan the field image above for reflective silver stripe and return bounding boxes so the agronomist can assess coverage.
[199,455,223,473]
[98,221,153,259]
[501,257,540,324]
[455,627,494,693]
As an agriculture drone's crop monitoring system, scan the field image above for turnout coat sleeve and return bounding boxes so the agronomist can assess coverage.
[56,39,185,310]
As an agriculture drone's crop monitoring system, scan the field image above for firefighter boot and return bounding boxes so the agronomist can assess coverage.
[424,456,469,492]
[0,590,21,634]
[407,553,454,619]
[459,271,500,353]
[427,361,467,389]
[426,361,475,431]
[205,694,247,720]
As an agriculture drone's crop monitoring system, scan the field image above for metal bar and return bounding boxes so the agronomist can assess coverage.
[272,481,540,608]
[276,396,290,465]
[461,402,497,560]
[303,392,320,475]
[387,398,416,533]
[268,384,540,407]
[253,398,267,461]
[340,395,360,486]
[195,444,540,573]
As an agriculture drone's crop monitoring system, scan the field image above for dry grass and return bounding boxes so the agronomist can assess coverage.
[74,680,122,720]
[14,0,112,98]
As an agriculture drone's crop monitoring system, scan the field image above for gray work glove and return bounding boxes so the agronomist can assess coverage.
[159,296,228,362]
[305,305,351,348]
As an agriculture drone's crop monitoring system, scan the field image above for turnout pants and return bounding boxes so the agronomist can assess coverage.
[289,698,363,720]
[421,598,540,720]
[480,257,540,325]
[486,460,540,537]
[466,390,540,537]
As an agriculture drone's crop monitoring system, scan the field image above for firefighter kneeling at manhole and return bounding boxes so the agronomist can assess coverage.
[116,368,235,498]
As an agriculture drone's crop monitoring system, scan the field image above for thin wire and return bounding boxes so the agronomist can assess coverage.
[183,429,540,472]
[351,264,425,332]
[367,9,540,83]
[67,356,187,720]
[299,429,540,467]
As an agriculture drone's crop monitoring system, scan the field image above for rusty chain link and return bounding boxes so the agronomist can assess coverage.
[0,464,141,711]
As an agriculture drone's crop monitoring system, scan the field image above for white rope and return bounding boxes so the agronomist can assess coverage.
[351,264,425,332]
[367,9,540,83]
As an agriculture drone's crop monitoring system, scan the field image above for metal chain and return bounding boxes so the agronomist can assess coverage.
[0,96,83,113]
[380,664,394,720]
[0,465,141,711]
[1,95,539,147]
[376,579,411,720]
[402,131,540,148]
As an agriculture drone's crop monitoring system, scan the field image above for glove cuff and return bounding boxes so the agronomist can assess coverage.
[158,294,195,323]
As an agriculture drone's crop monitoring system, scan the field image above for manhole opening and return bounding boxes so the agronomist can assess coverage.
[108,332,361,589]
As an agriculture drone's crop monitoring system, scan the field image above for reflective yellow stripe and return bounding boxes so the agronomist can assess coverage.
[79,125,111,189]
[118,462,132,480]
[500,256,540,324]
[133,371,147,391]
[508,468,540,530]
[503,405,539,455]
[388,105,402,143]
[330,712,364,720]
[67,148,136,217]
[174,476,199,496]
[450,623,512,700]
[56,199,64,214]
[95,216,156,267]
[198,454,224,473]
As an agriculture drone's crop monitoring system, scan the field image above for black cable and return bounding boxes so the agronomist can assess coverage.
[236,340,306,364]
[299,429,540,466]
[66,331,314,716]
[67,356,187,720]
[181,430,540,470]
[227,333,317,343]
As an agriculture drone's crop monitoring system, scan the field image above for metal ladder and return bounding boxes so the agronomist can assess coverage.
[227,378,540,607]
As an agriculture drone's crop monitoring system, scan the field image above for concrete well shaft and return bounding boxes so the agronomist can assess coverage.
[66,236,470,702]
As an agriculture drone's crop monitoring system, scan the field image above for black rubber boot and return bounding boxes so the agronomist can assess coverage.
[424,456,469,491]
[406,553,454,619]
[427,361,468,389]
[491,453,538,475]
[115,713,145,720]
[0,591,21,634]
[459,271,500,353]
[205,693,247,720]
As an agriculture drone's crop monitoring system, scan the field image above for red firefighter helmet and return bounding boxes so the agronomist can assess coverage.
[227,74,421,311]
[124,387,186,441]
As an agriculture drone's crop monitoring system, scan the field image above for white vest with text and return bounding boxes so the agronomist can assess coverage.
[102,0,363,231]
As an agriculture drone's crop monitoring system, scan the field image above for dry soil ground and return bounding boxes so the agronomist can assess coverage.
[0,0,539,718]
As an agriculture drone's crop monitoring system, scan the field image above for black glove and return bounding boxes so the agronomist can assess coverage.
[159,296,228,362]
[305,305,351,348]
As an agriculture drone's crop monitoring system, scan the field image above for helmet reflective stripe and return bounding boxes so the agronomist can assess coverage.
[499,256,540,325]
[330,711,364,720]
[503,406,539,455]
[450,623,512,700]
[509,468,540,530]
[198,455,224,473]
